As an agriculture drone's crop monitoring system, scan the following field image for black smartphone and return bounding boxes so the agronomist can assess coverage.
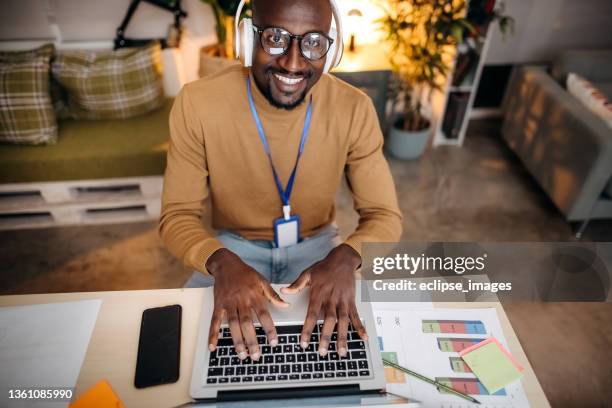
[134,304,182,388]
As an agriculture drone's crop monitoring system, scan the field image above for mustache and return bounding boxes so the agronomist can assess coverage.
[266,68,313,79]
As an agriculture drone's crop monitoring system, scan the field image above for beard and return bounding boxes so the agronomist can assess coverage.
[254,67,313,110]
[263,87,308,110]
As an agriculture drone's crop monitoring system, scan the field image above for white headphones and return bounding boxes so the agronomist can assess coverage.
[233,0,344,73]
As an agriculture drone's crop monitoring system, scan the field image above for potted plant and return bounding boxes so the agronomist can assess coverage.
[376,0,475,160]
[199,0,247,77]
[200,0,243,58]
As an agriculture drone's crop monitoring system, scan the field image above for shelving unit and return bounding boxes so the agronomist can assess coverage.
[432,7,494,147]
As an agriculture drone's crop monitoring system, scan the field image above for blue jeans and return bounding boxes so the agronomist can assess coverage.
[184,224,342,287]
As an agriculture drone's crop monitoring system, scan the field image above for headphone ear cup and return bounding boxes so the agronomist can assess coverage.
[237,18,254,67]
[323,27,340,73]
[333,31,344,68]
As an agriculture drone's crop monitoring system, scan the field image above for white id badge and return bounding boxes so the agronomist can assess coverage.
[274,214,300,248]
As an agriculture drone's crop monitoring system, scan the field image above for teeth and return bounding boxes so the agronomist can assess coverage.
[274,74,303,85]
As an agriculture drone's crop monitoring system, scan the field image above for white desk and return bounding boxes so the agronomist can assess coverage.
[0,288,549,407]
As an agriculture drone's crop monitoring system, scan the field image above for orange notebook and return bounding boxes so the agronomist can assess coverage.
[70,380,125,408]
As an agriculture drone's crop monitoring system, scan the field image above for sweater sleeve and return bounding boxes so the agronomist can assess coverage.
[158,85,224,273]
[342,95,403,257]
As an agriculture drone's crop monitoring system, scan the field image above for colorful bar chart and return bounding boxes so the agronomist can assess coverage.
[437,337,485,352]
[449,356,472,373]
[380,351,405,384]
[436,377,506,396]
[373,309,529,406]
[422,319,486,334]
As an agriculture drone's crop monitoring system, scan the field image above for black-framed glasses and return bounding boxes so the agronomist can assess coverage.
[253,25,334,61]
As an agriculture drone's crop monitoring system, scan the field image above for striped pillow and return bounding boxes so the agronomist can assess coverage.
[52,42,164,120]
[0,44,57,145]
[567,72,612,129]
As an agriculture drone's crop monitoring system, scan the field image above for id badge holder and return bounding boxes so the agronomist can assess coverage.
[274,205,300,248]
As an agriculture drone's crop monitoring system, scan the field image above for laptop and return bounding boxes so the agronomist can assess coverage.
[190,285,386,401]
[190,392,417,407]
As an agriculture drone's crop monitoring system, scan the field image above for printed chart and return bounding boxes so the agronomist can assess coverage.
[436,377,506,396]
[374,308,530,407]
[437,337,486,352]
[449,356,472,373]
[422,320,487,335]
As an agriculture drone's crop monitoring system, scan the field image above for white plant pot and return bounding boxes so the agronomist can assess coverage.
[386,118,431,160]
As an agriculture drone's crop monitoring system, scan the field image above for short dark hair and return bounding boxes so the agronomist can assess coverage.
[252,0,333,24]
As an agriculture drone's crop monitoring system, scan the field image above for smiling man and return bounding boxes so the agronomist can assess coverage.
[159,0,401,362]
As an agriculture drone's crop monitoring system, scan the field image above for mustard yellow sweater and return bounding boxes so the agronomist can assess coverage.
[159,65,402,273]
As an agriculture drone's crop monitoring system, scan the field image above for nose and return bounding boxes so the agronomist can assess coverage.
[277,38,307,73]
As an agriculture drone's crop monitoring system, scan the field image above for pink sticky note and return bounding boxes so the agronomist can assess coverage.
[459,337,524,372]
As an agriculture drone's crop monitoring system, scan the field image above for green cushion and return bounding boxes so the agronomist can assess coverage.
[0,98,172,183]
[0,44,58,145]
[52,42,165,120]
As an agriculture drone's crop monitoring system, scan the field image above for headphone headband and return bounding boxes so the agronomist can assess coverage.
[234,0,343,71]
[234,0,247,57]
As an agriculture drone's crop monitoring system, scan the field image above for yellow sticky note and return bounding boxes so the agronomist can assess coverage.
[70,380,125,408]
[460,338,523,394]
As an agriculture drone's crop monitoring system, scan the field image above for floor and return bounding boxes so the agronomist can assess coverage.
[1,119,610,406]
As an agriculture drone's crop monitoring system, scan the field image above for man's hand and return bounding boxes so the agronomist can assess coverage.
[206,248,289,361]
[281,244,367,358]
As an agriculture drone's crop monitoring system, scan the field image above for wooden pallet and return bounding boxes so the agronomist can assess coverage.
[0,176,163,230]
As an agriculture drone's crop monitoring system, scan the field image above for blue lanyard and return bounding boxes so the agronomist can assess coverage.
[246,78,313,212]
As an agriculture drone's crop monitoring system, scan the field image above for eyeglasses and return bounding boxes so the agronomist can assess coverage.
[253,25,334,61]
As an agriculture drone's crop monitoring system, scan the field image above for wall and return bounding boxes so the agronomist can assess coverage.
[0,0,217,82]
[2,0,611,68]
[486,0,612,64]
[0,0,215,43]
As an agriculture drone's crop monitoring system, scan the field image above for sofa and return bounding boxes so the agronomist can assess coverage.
[501,50,612,224]
[0,100,173,184]
[0,48,184,230]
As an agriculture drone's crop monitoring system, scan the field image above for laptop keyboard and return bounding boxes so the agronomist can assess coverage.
[205,323,371,385]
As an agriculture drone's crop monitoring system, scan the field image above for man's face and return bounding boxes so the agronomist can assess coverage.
[251,0,332,110]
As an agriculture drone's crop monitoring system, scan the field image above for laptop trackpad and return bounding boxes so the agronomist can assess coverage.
[268,290,311,322]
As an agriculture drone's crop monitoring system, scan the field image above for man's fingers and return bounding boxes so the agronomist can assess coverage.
[349,306,368,341]
[227,309,247,359]
[281,270,310,295]
[300,300,321,348]
[262,282,290,308]
[255,303,278,347]
[318,303,337,356]
[336,303,349,357]
[239,306,260,361]
[207,308,225,351]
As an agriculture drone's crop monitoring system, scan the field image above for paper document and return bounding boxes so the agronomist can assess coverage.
[373,307,530,407]
[0,300,102,408]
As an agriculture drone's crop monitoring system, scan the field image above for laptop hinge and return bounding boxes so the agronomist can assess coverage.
[217,384,361,401]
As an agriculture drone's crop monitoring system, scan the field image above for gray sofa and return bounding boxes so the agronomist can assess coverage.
[501,50,612,223]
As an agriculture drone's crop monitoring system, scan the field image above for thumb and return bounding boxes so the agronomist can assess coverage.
[281,271,310,295]
[262,282,290,308]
